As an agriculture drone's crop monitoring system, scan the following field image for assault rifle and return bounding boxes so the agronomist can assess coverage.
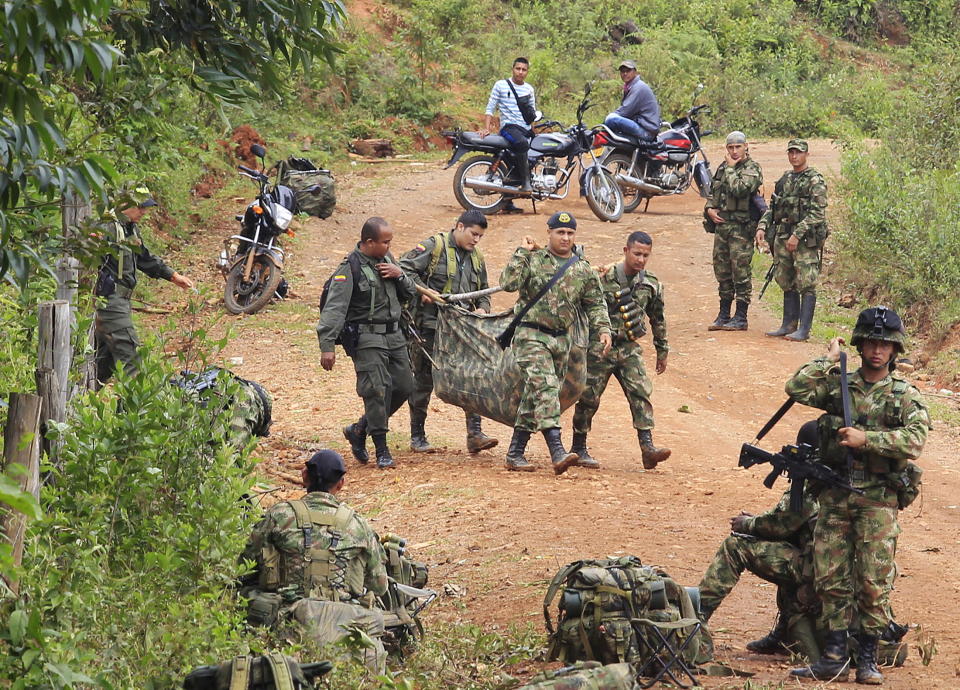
[739,442,863,512]
[758,262,776,300]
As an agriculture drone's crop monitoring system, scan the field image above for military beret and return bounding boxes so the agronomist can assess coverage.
[547,211,577,230]
[725,131,747,145]
[787,139,809,152]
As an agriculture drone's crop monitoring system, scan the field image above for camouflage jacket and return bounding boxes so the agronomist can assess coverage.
[316,247,416,353]
[500,247,611,336]
[785,357,929,485]
[96,219,175,298]
[705,156,763,223]
[399,231,490,331]
[740,487,818,551]
[757,167,828,243]
[600,263,667,357]
[241,491,388,604]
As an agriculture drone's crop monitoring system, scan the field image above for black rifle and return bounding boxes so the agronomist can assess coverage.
[758,262,777,300]
[739,442,863,512]
[839,351,856,477]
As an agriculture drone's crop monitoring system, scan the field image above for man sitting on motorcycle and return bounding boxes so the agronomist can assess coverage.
[480,57,537,213]
[603,60,661,142]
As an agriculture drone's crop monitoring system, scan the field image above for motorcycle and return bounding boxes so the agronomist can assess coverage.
[219,143,297,315]
[445,83,624,222]
[594,103,713,213]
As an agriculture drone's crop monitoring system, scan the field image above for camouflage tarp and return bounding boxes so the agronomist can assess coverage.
[432,305,588,427]
[519,661,638,690]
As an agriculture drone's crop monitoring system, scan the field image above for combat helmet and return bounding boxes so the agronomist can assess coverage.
[851,306,906,355]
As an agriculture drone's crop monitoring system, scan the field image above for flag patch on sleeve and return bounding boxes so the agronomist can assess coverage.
[333,274,347,282]
[415,243,427,252]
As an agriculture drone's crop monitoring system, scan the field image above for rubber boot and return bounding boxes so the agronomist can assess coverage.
[543,428,579,475]
[766,291,800,337]
[409,410,433,453]
[518,154,532,193]
[504,429,535,472]
[570,432,600,469]
[638,429,671,469]
[722,300,749,331]
[746,615,790,655]
[855,633,883,685]
[785,293,816,342]
[372,433,395,469]
[466,413,498,453]
[790,629,850,682]
[707,298,732,331]
[343,416,369,464]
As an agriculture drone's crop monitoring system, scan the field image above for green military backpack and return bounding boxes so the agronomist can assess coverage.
[544,556,710,669]
[277,156,336,219]
[182,653,331,690]
[377,533,434,653]
[519,661,639,690]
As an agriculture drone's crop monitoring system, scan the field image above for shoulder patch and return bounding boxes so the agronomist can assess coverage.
[415,243,427,252]
[333,275,347,282]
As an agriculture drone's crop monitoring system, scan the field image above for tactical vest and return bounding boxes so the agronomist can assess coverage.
[425,232,484,294]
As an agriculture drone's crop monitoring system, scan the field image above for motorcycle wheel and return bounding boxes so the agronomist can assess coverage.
[453,155,510,215]
[585,167,624,222]
[224,254,283,315]
[604,153,647,213]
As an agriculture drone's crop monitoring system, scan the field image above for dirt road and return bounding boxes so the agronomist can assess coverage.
[165,140,959,687]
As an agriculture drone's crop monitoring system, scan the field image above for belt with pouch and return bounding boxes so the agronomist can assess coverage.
[519,321,567,337]
[356,321,398,334]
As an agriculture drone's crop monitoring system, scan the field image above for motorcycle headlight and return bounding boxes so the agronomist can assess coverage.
[271,203,293,230]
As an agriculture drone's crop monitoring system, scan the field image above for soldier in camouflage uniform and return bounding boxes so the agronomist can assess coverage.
[171,367,272,450]
[240,450,389,669]
[317,217,417,469]
[571,231,670,470]
[755,139,828,342]
[704,131,763,331]
[786,306,929,685]
[499,211,612,473]
[399,209,497,454]
[94,187,194,388]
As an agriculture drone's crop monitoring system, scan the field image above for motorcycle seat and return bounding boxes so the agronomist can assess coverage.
[604,129,661,151]
[462,132,510,148]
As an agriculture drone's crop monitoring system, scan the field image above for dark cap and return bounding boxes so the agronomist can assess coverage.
[787,139,809,152]
[547,211,577,230]
[305,450,346,488]
[139,198,158,208]
[618,59,637,71]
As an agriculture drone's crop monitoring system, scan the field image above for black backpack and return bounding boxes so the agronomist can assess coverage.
[319,252,363,356]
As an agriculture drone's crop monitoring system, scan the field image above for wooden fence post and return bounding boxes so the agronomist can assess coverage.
[2,393,42,595]
[36,301,71,465]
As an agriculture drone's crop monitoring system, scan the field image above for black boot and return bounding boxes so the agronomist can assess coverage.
[371,433,394,469]
[790,629,850,681]
[466,413,498,453]
[343,416,369,463]
[746,614,790,655]
[722,300,749,331]
[504,429,534,472]
[517,154,532,193]
[786,293,816,342]
[409,411,433,453]
[543,428,579,475]
[766,291,800,337]
[638,429,671,469]
[855,633,883,685]
[707,298,732,331]
[570,432,600,469]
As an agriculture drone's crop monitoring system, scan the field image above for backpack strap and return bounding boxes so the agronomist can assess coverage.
[287,499,356,599]
[228,656,250,690]
[264,653,296,690]
[543,560,584,634]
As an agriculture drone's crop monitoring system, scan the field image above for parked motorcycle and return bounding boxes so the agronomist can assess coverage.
[219,144,297,315]
[445,83,624,222]
[594,103,713,213]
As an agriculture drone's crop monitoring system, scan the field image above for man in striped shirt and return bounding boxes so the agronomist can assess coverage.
[481,57,537,212]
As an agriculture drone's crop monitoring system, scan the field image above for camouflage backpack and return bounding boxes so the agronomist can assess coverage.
[519,661,639,690]
[278,156,336,219]
[377,533,434,652]
[182,653,331,690]
[544,556,710,669]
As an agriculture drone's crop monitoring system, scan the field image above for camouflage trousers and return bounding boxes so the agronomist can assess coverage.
[352,331,413,436]
[513,327,572,432]
[94,296,141,386]
[814,486,900,635]
[407,328,436,419]
[698,533,804,615]
[712,220,755,303]
[224,382,268,450]
[773,234,821,296]
[289,598,387,673]
[573,339,654,434]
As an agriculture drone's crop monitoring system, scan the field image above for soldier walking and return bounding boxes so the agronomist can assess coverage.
[704,131,763,331]
[785,307,928,684]
[499,211,612,473]
[399,209,498,454]
[756,139,828,341]
[317,217,416,469]
[571,231,670,470]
